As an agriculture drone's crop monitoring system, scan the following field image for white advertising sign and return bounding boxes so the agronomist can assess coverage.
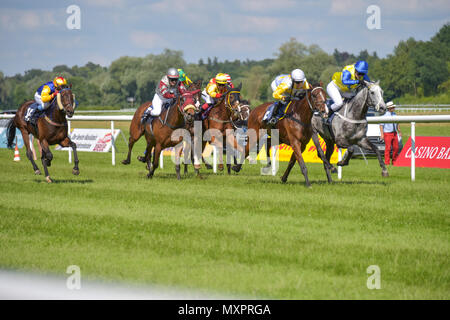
[56,128,120,152]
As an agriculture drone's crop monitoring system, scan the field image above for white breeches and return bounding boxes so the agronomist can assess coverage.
[201,90,215,105]
[151,94,165,116]
[34,92,49,110]
[326,81,355,111]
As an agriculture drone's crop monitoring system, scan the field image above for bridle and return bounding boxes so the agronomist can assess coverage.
[306,86,326,113]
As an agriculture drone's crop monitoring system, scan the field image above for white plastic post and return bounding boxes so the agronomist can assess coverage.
[111,121,115,166]
[338,148,342,180]
[68,120,72,163]
[271,146,277,176]
[411,122,415,181]
[213,146,217,173]
[159,150,164,169]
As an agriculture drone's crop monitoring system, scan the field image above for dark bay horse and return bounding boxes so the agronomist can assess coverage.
[143,89,200,179]
[311,80,388,177]
[121,80,202,165]
[6,86,78,183]
[199,84,249,174]
[232,85,327,187]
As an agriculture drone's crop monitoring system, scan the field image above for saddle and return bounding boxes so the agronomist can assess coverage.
[262,101,291,125]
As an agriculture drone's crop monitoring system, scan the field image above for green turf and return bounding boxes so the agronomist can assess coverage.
[0,122,449,299]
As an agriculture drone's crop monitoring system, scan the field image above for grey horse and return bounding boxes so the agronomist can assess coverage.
[311,80,389,180]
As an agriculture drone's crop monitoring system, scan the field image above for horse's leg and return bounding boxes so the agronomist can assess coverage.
[357,137,389,177]
[147,144,161,179]
[291,140,311,188]
[174,143,182,180]
[39,139,53,183]
[122,136,136,165]
[337,145,354,167]
[232,127,257,173]
[20,129,40,174]
[324,139,337,173]
[60,137,80,175]
[280,153,297,183]
[311,132,332,183]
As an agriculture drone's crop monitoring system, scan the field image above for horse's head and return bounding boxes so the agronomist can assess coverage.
[224,83,246,120]
[364,80,386,114]
[56,84,76,118]
[309,83,327,115]
[187,79,203,110]
[179,89,200,125]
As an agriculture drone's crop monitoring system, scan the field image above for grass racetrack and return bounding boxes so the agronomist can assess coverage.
[0,121,449,299]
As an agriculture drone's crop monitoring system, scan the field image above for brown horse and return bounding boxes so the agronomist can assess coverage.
[121,80,202,165]
[231,85,328,187]
[199,83,248,174]
[143,88,200,179]
[6,86,77,183]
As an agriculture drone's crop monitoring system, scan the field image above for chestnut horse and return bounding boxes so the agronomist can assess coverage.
[231,85,328,187]
[6,86,78,183]
[199,83,248,174]
[121,80,202,165]
[143,88,200,179]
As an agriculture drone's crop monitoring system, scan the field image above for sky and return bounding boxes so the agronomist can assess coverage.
[0,0,449,76]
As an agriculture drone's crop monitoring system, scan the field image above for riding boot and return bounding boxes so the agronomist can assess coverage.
[268,101,284,126]
[141,108,152,124]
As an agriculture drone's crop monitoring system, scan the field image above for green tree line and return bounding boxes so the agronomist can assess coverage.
[0,24,448,109]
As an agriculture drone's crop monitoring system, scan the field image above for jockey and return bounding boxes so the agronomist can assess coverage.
[263,69,310,126]
[197,73,232,119]
[141,67,188,124]
[25,76,67,124]
[177,68,193,87]
[325,60,371,116]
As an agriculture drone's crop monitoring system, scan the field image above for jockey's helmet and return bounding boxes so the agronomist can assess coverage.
[167,68,179,80]
[290,69,306,82]
[215,73,228,85]
[355,60,369,74]
[53,76,67,87]
[178,69,187,82]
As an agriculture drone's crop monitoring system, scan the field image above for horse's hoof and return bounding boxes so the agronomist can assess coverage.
[336,161,344,167]
[382,170,389,177]
[121,159,130,165]
[137,156,146,163]
[205,163,213,170]
[218,164,224,171]
[331,167,337,174]
[46,176,53,183]
[147,173,153,179]
[72,169,80,176]
[231,165,241,173]
[35,170,41,175]
[280,176,287,184]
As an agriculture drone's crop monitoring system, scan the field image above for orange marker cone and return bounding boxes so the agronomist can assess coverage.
[14,144,20,161]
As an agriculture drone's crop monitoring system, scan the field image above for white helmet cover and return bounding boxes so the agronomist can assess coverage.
[291,69,306,82]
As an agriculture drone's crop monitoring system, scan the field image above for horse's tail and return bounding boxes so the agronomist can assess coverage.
[6,119,17,149]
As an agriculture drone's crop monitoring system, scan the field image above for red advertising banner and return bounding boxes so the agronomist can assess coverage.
[394,136,450,168]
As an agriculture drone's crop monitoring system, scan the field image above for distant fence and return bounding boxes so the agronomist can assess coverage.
[396,104,450,112]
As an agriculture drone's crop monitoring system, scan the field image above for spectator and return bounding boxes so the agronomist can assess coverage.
[380,101,402,165]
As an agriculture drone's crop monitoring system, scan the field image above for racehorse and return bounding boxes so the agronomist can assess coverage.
[199,83,249,174]
[311,80,388,177]
[121,79,202,165]
[231,85,328,187]
[6,85,77,183]
[143,88,200,179]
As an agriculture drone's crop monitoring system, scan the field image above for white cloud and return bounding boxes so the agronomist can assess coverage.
[129,31,168,49]
[0,9,58,30]
[210,36,264,55]
[236,0,297,12]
